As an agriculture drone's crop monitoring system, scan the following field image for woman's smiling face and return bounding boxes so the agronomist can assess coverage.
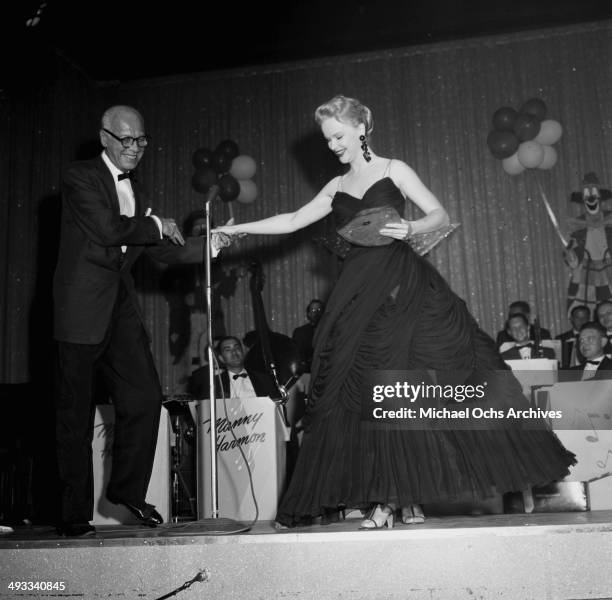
[321,117,364,164]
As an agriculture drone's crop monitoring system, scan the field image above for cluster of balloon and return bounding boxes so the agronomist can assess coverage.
[191,140,258,204]
[486,98,563,175]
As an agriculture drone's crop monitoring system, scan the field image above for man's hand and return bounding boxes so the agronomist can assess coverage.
[160,218,185,246]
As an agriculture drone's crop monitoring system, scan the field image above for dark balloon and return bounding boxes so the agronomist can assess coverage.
[492,106,518,132]
[486,130,520,159]
[218,174,240,202]
[215,139,240,160]
[192,147,213,170]
[513,113,541,141]
[519,98,547,121]
[191,168,218,193]
[211,149,232,174]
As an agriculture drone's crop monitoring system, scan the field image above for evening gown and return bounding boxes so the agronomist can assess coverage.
[275,176,575,527]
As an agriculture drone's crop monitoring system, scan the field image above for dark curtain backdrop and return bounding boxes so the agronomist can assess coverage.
[0,58,103,385]
[1,20,611,393]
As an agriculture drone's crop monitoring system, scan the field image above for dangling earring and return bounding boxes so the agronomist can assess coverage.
[359,135,372,162]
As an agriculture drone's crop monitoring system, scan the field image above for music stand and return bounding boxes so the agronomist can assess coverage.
[162,397,197,522]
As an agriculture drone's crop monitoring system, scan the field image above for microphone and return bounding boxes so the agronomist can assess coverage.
[205,184,220,204]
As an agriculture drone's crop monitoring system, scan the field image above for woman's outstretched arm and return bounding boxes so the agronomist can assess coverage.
[213,177,339,236]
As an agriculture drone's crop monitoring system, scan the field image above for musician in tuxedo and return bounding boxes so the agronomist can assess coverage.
[188,336,277,399]
[495,300,551,349]
[499,314,556,360]
[53,105,207,537]
[596,300,612,354]
[556,304,590,368]
[292,299,324,374]
[560,322,612,381]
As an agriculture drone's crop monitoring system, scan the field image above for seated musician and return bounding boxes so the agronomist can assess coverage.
[292,299,324,374]
[188,335,277,399]
[500,314,556,360]
[555,304,590,368]
[596,301,612,354]
[495,300,552,349]
[559,322,612,381]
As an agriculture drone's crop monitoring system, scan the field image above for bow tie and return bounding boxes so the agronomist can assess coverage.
[117,171,134,181]
[586,359,603,365]
[232,372,248,380]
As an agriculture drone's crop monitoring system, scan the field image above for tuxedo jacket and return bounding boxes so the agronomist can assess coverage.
[188,366,278,399]
[54,155,204,344]
[555,329,585,369]
[559,356,612,381]
[500,344,556,361]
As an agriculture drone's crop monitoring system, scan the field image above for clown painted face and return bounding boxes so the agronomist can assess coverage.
[582,185,601,215]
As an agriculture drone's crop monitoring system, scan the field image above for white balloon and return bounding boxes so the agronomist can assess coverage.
[517,141,545,169]
[536,145,558,170]
[534,120,563,145]
[229,155,257,180]
[236,179,258,204]
[502,152,525,175]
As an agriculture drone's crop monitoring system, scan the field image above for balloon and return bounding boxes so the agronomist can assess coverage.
[211,149,232,174]
[520,98,547,121]
[517,140,545,168]
[230,155,257,180]
[191,168,218,193]
[492,107,518,132]
[486,130,520,159]
[534,119,563,145]
[236,179,258,204]
[502,152,525,175]
[192,147,213,170]
[536,145,558,170]
[215,139,240,160]
[513,113,541,141]
[218,174,240,202]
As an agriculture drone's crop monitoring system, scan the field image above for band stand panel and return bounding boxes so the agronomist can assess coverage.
[196,397,288,521]
[533,379,612,510]
[92,405,171,525]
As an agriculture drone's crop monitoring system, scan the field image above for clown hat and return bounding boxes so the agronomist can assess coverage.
[570,171,612,203]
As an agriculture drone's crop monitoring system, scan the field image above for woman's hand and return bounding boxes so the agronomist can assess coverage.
[212,218,246,238]
[212,225,238,235]
[379,218,413,241]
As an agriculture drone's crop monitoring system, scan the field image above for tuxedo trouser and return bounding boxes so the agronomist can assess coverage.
[55,283,162,523]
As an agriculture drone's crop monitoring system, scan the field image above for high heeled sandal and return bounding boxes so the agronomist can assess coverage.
[359,504,394,530]
[400,504,425,524]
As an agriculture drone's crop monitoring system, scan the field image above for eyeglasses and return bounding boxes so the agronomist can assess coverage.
[102,128,149,149]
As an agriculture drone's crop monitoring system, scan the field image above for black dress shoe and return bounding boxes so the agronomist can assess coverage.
[106,493,163,526]
[57,522,96,537]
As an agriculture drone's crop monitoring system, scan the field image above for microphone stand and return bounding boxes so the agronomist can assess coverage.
[204,185,219,519]
[196,184,249,534]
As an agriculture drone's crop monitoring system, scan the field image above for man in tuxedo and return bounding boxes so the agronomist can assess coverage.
[53,105,207,536]
[189,336,276,399]
[596,300,612,354]
[500,314,556,360]
[292,299,324,374]
[562,322,612,381]
[556,304,590,368]
[495,300,551,349]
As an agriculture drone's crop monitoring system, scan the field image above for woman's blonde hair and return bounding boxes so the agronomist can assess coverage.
[314,95,373,137]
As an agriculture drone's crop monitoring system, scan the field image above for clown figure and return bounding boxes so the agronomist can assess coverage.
[565,172,612,315]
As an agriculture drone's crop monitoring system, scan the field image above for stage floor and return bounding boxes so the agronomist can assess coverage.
[2,512,612,600]
[3,509,612,548]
